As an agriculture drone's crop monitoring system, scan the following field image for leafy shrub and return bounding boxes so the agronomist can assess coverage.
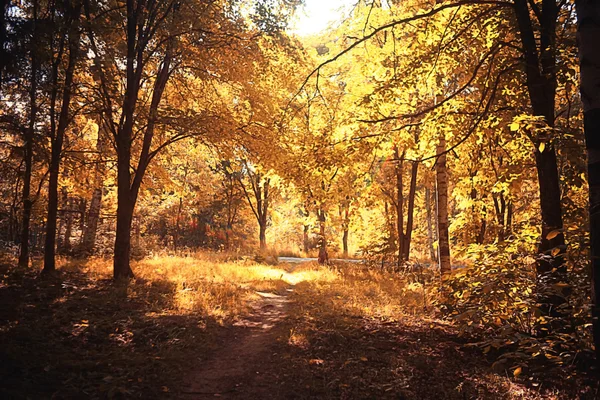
[440,241,593,372]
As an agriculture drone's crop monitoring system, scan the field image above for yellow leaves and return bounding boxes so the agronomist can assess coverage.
[509,122,520,132]
[538,142,546,153]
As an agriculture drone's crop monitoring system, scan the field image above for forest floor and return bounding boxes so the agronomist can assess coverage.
[0,254,598,399]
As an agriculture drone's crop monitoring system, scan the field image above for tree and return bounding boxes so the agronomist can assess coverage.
[575,0,600,365]
[43,0,83,273]
[237,162,271,251]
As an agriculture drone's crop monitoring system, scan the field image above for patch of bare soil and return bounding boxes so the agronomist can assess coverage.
[181,288,296,399]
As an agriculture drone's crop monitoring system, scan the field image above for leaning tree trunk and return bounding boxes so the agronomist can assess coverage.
[436,137,451,275]
[575,0,600,366]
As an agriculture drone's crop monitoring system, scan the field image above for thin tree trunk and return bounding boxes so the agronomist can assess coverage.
[425,186,436,262]
[401,161,418,261]
[81,123,106,254]
[395,148,404,266]
[62,197,74,254]
[82,188,102,254]
[18,1,38,268]
[436,137,451,275]
[317,208,328,264]
[477,205,487,244]
[44,0,82,272]
[575,0,600,366]
[303,224,309,254]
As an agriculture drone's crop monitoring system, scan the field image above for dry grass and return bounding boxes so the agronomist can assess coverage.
[288,262,434,322]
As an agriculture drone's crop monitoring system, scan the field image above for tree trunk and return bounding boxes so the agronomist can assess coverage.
[114,146,135,279]
[534,148,566,274]
[317,208,328,264]
[18,2,38,268]
[493,192,507,243]
[401,161,418,261]
[477,205,487,244]
[513,0,566,276]
[43,1,82,272]
[259,223,267,251]
[81,122,107,254]
[395,148,404,266]
[82,188,102,254]
[575,0,600,366]
[425,186,436,262]
[303,224,309,254]
[62,197,74,254]
[342,229,349,259]
[436,137,451,275]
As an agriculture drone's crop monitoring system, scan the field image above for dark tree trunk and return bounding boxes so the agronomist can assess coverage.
[0,0,9,85]
[513,0,566,277]
[317,208,328,264]
[477,205,487,245]
[436,137,451,275]
[493,192,507,243]
[114,145,135,279]
[425,186,436,262]
[18,1,38,268]
[401,161,418,261]
[259,223,267,251]
[174,196,183,251]
[43,0,82,272]
[303,224,309,254]
[395,148,404,266]
[342,229,349,258]
[239,169,270,252]
[575,0,600,366]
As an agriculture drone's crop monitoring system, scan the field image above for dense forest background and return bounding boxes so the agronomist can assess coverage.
[1,0,600,398]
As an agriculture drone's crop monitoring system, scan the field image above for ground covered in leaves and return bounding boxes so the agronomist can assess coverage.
[0,255,598,399]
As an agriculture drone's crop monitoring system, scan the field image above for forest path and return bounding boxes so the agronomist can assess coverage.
[180,264,298,399]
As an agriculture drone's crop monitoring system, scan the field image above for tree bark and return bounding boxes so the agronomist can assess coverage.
[18,1,39,268]
[303,224,309,254]
[425,186,436,262]
[317,207,328,264]
[575,0,600,366]
[513,0,566,277]
[394,148,405,266]
[82,188,103,254]
[61,197,74,254]
[401,161,418,261]
[43,0,82,272]
[238,169,270,251]
[436,137,451,275]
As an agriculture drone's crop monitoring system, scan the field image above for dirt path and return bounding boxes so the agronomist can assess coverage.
[180,286,294,398]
